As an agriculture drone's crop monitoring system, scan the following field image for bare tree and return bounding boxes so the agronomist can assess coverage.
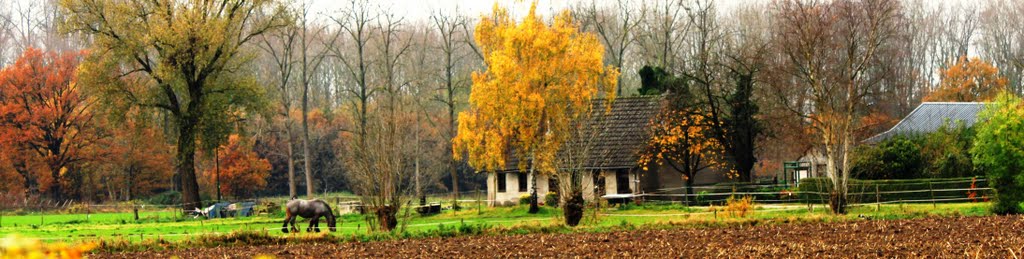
[259,9,300,199]
[295,2,336,198]
[574,0,645,95]
[979,0,1024,93]
[331,1,417,231]
[429,8,474,207]
[0,3,13,66]
[331,0,378,150]
[555,100,617,226]
[770,0,902,214]
[635,0,689,73]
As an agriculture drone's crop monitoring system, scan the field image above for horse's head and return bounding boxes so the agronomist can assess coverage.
[327,214,337,232]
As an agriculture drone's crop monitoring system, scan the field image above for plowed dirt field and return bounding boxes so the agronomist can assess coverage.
[93,215,1024,258]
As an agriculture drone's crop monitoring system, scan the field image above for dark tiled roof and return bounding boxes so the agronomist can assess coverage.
[865,102,986,143]
[500,96,662,172]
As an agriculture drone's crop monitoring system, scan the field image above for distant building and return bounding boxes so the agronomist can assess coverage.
[485,96,730,206]
[788,102,986,183]
[865,102,985,143]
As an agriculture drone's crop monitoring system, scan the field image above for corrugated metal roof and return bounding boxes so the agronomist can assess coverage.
[499,96,661,172]
[864,102,986,143]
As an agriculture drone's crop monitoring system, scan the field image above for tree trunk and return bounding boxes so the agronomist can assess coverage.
[126,167,133,201]
[449,94,459,209]
[49,167,61,202]
[528,154,539,214]
[177,118,202,211]
[450,159,459,210]
[685,176,695,206]
[563,190,584,227]
[285,123,296,198]
[303,85,314,199]
[376,205,398,231]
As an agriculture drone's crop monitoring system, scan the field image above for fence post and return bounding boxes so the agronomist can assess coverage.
[875,185,880,212]
[86,203,91,222]
[476,189,482,216]
[929,182,936,208]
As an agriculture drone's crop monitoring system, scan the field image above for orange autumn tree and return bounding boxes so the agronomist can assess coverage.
[925,56,1009,102]
[640,109,727,200]
[639,75,728,204]
[101,118,174,201]
[0,48,97,201]
[206,135,271,199]
[453,3,618,216]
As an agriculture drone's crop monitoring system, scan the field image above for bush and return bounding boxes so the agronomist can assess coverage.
[518,194,532,205]
[852,123,981,180]
[971,93,1024,214]
[146,191,181,205]
[724,195,754,218]
[544,192,559,207]
[922,122,979,178]
[850,136,925,179]
[695,191,709,204]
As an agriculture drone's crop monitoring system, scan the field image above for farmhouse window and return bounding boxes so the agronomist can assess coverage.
[497,173,506,192]
[518,173,528,192]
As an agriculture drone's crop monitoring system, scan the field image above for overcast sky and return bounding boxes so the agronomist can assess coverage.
[304,0,760,22]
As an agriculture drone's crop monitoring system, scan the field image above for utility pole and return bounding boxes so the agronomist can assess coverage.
[216,147,221,202]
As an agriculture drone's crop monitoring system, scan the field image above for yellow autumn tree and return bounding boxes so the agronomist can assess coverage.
[452,2,618,214]
[925,56,1008,102]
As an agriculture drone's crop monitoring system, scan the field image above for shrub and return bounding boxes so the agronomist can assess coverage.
[146,191,181,205]
[850,136,925,179]
[695,191,709,205]
[724,195,754,218]
[971,93,1024,214]
[544,192,559,207]
[518,194,532,205]
[922,122,979,178]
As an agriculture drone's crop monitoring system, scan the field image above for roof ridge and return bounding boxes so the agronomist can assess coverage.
[919,102,988,105]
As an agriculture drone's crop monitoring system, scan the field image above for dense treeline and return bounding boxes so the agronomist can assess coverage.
[1,0,1021,212]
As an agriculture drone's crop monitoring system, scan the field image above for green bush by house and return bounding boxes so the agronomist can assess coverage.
[971,93,1024,214]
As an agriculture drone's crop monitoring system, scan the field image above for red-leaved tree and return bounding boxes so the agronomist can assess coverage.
[206,135,271,199]
[0,48,97,201]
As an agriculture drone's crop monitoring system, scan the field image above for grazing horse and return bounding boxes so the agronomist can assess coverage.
[282,198,337,233]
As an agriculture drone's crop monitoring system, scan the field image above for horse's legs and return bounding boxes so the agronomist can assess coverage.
[308,216,320,233]
[281,212,292,233]
[290,215,300,233]
[313,216,321,232]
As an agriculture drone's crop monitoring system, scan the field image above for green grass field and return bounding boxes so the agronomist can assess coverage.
[0,201,991,245]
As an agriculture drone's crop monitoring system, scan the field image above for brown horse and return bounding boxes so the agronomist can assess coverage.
[282,198,337,233]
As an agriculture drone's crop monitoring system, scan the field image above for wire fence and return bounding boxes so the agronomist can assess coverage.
[0,178,991,228]
[0,188,496,228]
[632,178,991,206]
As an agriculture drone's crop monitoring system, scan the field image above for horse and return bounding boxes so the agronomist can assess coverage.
[282,198,337,233]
